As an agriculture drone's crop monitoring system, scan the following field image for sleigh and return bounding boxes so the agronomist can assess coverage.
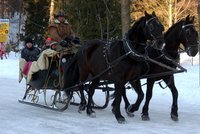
[18,43,112,111]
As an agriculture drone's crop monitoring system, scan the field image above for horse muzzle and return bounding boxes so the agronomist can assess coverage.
[186,45,199,57]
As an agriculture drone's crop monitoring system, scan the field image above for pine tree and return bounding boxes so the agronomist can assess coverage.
[66,0,121,40]
[23,0,50,47]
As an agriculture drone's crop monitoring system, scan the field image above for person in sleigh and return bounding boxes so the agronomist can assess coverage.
[19,37,40,82]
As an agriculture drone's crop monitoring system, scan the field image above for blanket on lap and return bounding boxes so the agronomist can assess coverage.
[19,49,58,84]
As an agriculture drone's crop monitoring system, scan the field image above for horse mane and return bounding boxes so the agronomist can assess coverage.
[126,17,146,40]
[164,19,185,37]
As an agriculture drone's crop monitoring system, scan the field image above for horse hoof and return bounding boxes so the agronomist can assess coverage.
[87,112,96,118]
[126,108,134,117]
[127,105,133,113]
[141,114,150,121]
[79,105,86,111]
[112,107,116,114]
[117,117,126,124]
[171,114,179,121]
[78,109,83,113]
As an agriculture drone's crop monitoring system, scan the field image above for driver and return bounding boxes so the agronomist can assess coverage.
[48,11,75,45]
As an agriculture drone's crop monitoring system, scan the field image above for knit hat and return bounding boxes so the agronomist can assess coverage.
[55,11,66,18]
[25,37,33,44]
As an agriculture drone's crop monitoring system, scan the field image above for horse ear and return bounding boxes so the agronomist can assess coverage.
[145,11,149,17]
[190,16,195,22]
[186,15,190,21]
[152,11,156,16]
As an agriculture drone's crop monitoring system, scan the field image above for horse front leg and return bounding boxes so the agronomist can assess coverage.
[111,88,131,115]
[164,76,179,121]
[127,80,144,116]
[114,81,126,123]
[87,79,99,118]
[141,78,154,121]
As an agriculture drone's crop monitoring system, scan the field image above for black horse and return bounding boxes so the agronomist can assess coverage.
[63,11,165,123]
[122,15,199,121]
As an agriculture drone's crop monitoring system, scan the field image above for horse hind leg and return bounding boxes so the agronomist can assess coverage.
[86,79,99,118]
[78,84,87,113]
[78,69,89,113]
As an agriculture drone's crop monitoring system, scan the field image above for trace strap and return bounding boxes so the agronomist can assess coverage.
[63,51,132,91]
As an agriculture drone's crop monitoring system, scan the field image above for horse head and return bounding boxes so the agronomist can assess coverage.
[179,15,199,57]
[127,11,165,51]
[143,11,165,50]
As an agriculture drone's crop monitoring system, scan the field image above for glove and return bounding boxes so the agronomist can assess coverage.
[59,40,69,47]
[72,37,80,44]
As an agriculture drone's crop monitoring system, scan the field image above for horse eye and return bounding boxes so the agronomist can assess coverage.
[186,29,191,36]
[148,23,154,31]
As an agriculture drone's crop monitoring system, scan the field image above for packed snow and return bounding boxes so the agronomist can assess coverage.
[0,51,200,134]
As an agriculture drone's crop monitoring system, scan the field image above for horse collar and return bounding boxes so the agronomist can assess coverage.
[122,37,146,62]
[162,50,180,64]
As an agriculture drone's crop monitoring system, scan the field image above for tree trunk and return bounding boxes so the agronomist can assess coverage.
[168,0,173,27]
[49,0,55,23]
[121,0,131,36]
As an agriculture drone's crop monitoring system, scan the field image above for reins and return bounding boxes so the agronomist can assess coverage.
[63,49,132,91]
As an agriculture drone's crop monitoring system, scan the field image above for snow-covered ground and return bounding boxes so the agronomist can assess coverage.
[0,52,200,134]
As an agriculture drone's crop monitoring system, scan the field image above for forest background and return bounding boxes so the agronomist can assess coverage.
[0,0,199,49]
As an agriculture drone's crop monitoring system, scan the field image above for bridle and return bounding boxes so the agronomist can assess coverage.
[122,16,165,61]
[180,22,198,53]
[145,17,165,50]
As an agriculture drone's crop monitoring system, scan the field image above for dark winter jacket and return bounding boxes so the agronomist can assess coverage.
[21,46,40,62]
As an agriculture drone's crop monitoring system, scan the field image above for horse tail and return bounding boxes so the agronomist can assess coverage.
[63,54,79,89]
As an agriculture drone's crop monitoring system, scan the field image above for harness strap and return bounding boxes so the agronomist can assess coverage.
[122,38,146,61]
[64,51,132,91]
[104,42,113,74]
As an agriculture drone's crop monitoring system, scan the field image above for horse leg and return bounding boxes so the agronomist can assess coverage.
[123,89,130,110]
[163,76,179,121]
[78,69,89,112]
[111,88,131,114]
[127,80,144,115]
[78,84,87,112]
[86,79,99,117]
[141,78,155,121]
[114,81,126,123]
